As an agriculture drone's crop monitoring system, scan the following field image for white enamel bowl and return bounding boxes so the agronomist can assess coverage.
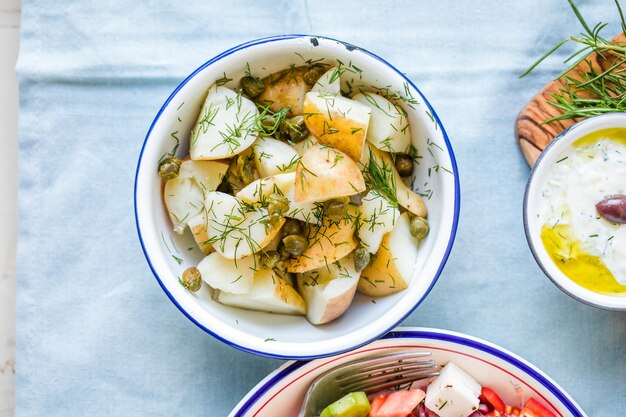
[135,35,460,359]
[229,328,586,417]
[524,113,626,310]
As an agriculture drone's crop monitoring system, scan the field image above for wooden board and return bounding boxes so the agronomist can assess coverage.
[515,33,626,166]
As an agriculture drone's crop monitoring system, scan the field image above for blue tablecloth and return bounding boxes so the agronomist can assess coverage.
[16,1,626,415]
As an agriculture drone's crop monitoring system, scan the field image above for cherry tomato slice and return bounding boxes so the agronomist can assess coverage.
[522,398,557,417]
[480,387,506,412]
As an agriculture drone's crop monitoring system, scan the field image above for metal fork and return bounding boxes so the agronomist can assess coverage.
[298,352,440,417]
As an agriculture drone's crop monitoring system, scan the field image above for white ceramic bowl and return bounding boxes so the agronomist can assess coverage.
[229,327,586,417]
[135,35,460,359]
[524,113,626,310]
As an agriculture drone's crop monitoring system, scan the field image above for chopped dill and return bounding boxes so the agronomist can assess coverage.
[215,72,233,86]
[277,154,301,172]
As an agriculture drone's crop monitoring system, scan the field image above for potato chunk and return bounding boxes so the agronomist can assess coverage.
[163,159,228,234]
[302,92,371,161]
[311,67,341,95]
[257,66,308,116]
[358,212,419,297]
[353,92,411,153]
[189,85,259,160]
[198,252,256,294]
[286,206,358,273]
[204,191,283,259]
[252,137,301,177]
[214,268,306,316]
[357,190,399,254]
[294,144,366,204]
[297,253,360,325]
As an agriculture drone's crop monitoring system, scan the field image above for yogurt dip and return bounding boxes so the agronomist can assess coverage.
[537,128,626,295]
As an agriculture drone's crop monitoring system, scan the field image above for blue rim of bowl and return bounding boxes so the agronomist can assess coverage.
[230,328,586,417]
[522,113,626,311]
[134,34,462,359]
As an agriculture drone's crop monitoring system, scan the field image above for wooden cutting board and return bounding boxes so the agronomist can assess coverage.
[515,33,626,166]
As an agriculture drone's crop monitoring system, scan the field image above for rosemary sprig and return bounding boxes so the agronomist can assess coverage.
[521,0,626,122]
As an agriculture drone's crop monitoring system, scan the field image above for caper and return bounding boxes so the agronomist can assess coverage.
[282,218,302,236]
[354,247,370,272]
[303,65,326,86]
[240,75,265,98]
[324,197,350,222]
[260,250,281,269]
[181,267,202,292]
[280,115,309,143]
[267,193,290,216]
[229,153,255,185]
[260,114,278,134]
[282,234,309,257]
[394,154,413,178]
[273,129,290,142]
[278,244,292,260]
[410,216,430,241]
[158,156,182,180]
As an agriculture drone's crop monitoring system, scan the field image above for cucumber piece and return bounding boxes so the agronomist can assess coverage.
[320,392,371,417]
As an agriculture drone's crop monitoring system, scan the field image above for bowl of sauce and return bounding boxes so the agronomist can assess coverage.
[524,113,626,310]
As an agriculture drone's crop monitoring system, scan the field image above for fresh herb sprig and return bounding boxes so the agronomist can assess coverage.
[256,105,291,137]
[521,0,626,123]
[363,150,398,208]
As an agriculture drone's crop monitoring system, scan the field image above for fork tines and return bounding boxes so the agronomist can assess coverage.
[335,352,440,393]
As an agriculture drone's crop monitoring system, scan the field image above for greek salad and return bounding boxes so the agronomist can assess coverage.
[318,362,557,417]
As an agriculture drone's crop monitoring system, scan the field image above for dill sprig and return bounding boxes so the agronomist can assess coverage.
[363,150,398,208]
[256,105,291,137]
[521,0,626,122]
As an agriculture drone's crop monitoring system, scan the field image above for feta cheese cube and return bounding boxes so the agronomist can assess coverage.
[425,362,481,417]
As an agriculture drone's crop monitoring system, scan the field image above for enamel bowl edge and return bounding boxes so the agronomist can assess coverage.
[134,35,460,358]
[523,112,626,310]
[228,327,587,417]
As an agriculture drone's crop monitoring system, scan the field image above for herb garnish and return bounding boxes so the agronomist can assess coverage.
[215,73,233,86]
[521,0,626,122]
[363,149,399,208]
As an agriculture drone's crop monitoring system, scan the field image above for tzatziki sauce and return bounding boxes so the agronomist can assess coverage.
[537,128,626,294]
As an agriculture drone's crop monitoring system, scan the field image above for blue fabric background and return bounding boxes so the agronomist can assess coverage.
[16,1,626,416]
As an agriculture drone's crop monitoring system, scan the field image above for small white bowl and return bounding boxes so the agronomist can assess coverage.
[524,113,626,310]
[229,327,586,417]
[135,35,460,359]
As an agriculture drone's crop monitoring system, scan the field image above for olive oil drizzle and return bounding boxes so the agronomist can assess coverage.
[572,127,626,148]
[541,224,626,295]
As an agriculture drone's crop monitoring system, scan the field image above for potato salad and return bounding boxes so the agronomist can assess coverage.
[159,62,430,325]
